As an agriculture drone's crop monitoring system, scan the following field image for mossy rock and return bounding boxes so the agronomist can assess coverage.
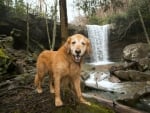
[0,48,11,75]
[76,102,114,113]
[52,99,115,113]
[0,48,10,67]
[49,86,115,113]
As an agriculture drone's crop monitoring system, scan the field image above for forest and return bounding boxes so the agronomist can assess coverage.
[0,0,150,113]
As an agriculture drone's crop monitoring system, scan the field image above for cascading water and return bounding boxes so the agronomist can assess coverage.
[85,25,150,113]
[86,24,110,64]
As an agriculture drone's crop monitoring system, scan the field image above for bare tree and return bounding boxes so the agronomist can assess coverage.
[45,0,58,50]
[52,0,58,50]
[135,0,150,44]
[138,9,150,44]
[38,0,44,12]
[44,2,51,49]
[38,0,67,49]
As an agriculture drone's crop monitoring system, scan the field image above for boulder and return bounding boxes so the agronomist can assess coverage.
[114,70,150,81]
[138,57,150,71]
[108,75,121,83]
[123,43,150,62]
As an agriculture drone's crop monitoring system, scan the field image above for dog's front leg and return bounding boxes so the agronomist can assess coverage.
[54,75,63,106]
[73,76,91,105]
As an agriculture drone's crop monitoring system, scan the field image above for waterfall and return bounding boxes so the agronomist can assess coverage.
[86,24,110,64]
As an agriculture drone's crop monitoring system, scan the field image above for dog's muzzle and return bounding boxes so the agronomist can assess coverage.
[73,49,82,62]
[74,55,81,62]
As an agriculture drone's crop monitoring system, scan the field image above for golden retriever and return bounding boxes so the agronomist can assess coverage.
[34,34,91,106]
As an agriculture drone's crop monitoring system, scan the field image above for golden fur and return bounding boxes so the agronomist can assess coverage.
[34,34,91,106]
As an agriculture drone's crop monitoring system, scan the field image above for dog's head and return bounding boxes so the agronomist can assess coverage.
[65,34,92,63]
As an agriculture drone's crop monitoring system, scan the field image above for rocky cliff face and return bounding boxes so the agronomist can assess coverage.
[108,26,147,61]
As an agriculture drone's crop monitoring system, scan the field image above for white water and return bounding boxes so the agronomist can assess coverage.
[84,72,126,93]
[86,24,111,65]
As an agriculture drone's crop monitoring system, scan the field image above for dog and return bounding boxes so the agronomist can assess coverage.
[34,34,91,106]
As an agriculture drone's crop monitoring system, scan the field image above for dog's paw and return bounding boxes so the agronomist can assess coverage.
[80,98,91,106]
[82,101,91,106]
[50,88,55,93]
[55,98,63,107]
[36,88,43,93]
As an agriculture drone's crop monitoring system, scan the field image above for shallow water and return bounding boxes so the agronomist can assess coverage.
[83,63,150,112]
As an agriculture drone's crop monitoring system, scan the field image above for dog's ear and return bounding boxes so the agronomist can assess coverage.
[86,38,92,55]
[64,37,71,53]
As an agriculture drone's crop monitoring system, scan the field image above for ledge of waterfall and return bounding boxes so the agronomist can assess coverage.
[87,61,114,66]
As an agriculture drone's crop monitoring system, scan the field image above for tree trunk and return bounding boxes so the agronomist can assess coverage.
[26,3,29,53]
[45,3,51,49]
[45,15,51,49]
[138,9,150,44]
[59,0,68,44]
[52,0,58,50]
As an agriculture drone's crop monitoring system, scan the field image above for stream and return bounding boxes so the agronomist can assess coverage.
[83,64,150,113]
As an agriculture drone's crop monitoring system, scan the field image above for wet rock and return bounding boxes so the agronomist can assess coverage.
[94,71,110,81]
[108,76,121,83]
[114,70,150,81]
[0,36,13,48]
[109,65,124,74]
[123,43,150,62]
[138,57,150,71]
[81,71,90,81]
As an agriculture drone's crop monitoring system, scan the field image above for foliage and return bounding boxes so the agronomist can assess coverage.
[14,0,26,18]
[75,0,112,16]
[88,16,109,25]
[108,12,128,25]
[74,0,150,40]
[0,0,13,18]
[127,0,150,20]
[74,0,124,24]
[74,0,99,16]
[0,0,13,6]
[0,0,26,18]
[107,0,150,40]
[88,16,101,25]
[114,0,150,24]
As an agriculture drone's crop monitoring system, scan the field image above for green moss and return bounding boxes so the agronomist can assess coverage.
[0,48,11,74]
[0,48,9,59]
[90,102,114,113]
[52,100,115,113]
[76,102,114,113]
[13,109,21,113]
[53,106,76,113]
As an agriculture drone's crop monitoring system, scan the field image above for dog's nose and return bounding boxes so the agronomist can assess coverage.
[75,49,81,54]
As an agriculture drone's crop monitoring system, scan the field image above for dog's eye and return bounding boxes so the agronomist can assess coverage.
[82,42,85,45]
[72,41,76,44]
